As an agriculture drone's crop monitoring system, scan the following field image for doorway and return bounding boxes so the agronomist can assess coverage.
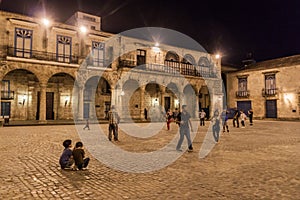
[237,101,252,116]
[164,97,170,111]
[46,92,54,120]
[1,102,11,117]
[266,100,277,118]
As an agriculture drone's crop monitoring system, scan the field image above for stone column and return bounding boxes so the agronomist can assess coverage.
[77,85,84,120]
[195,93,200,118]
[110,87,116,106]
[159,86,165,111]
[140,85,146,120]
[39,83,47,123]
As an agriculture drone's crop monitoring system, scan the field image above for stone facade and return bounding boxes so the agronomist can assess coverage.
[226,55,300,120]
[0,10,222,122]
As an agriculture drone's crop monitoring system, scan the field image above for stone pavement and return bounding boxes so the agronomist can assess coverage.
[0,120,299,199]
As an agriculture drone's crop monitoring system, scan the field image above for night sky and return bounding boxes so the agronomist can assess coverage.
[1,0,299,66]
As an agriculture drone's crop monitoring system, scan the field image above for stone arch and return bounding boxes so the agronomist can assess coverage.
[1,69,40,120]
[198,57,211,77]
[165,51,180,62]
[145,82,163,121]
[122,79,140,120]
[198,56,210,67]
[182,54,196,65]
[198,85,210,118]
[46,72,75,120]
[183,84,198,117]
[0,67,40,83]
[165,82,180,111]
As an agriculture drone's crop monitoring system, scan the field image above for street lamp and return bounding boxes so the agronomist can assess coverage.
[79,25,87,34]
[42,18,50,27]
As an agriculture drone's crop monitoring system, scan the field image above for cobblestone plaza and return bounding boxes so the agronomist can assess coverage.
[0,120,299,199]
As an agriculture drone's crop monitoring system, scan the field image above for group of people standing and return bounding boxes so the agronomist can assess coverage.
[60,105,255,170]
[232,108,254,128]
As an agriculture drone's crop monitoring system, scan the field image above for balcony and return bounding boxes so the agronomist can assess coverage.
[7,47,78,64]
[262,88,278,97]
[118,59,217,78]
[119,59,136,68]
[236,90,250,98]
[1,91,14,100]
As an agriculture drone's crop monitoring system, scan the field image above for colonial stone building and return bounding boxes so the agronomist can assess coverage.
[226,55,300,120]
[0,10,222,123]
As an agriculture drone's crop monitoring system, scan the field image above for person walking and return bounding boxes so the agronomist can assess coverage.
[173,108,180,126]
[240,110,247,128]
[166,109,173,130]
[222,110,229,133]
[83,119,90,130]
[233,108,240,128]
[212,110,221,143]
[248,108,253,126]
[107,105,120,141]
[176,105,194,152]
[199,109,206,126]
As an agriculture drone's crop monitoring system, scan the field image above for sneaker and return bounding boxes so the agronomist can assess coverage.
[187,149,193,152]
[227,130,229,132]
[114,139,120,142]
[176,148,182,152]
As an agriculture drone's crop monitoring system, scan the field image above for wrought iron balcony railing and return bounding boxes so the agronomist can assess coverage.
[1,91,14,100]
[7,47,79,64]
[118,59,217,78]
[236,90,250,98]
[262,88,278,97]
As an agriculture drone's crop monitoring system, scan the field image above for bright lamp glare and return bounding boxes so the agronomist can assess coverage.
[42,18,50,26]
[80,26,87,33]
[215,54,220,59]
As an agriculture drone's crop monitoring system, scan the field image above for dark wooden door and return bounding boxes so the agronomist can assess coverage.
[1,102,11,117]
[237,101,252,116]
[84,103,90,119]
[164,97,170,111]
[266,100,277,118]
[46,92,54,120]
[36,92,40,120]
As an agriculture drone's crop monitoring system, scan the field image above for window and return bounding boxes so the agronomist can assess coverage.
[1,102,11,117]
[265,74,276,95]
[15,28,32,58]
[92,41,105,67]
[1,80,14,99]
[83,15,96,22]
[238,77,247,91]
[198,57,210,77]
[137,49,146,66]
[56,35,72,63]
[237,77,248,97]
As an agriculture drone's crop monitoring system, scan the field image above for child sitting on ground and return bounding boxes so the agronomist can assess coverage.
[59,139,74,169]
[73,142,90,170]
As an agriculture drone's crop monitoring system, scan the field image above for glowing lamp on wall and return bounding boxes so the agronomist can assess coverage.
[22,94,27,106]
[65,96,70,107]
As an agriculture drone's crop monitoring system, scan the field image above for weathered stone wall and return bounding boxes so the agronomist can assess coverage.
[227,64,300,120]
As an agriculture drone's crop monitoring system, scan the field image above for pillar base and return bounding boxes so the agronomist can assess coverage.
[38,120,47,124]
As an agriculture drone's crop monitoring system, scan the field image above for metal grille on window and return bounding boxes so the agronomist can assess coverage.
[57,36,71,63]
[92,42,105,67]
[15,28,32,58]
